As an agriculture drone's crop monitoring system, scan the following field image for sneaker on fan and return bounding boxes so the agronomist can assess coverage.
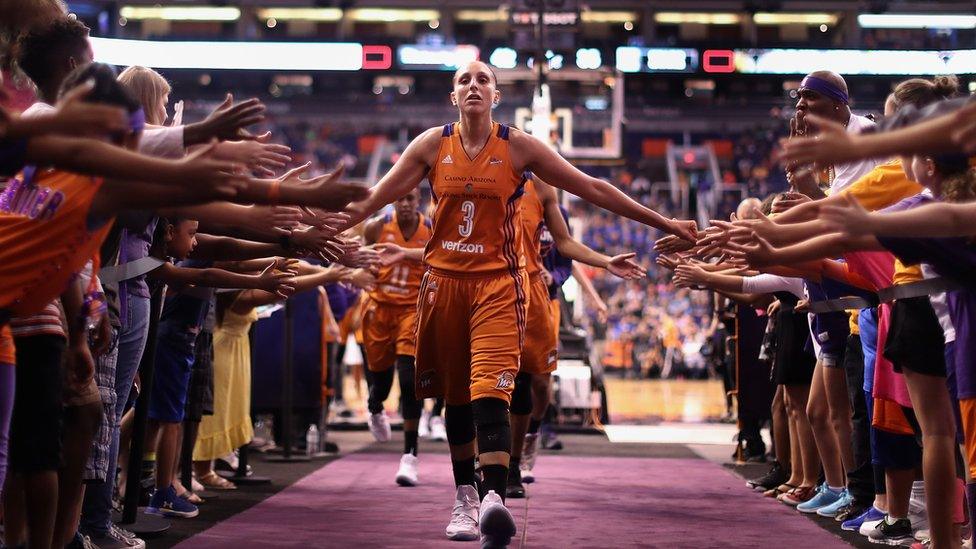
[418,409,432,439]
[816,489,853,518]
[843,506,884,532]
[908,498,929,533]
[429,415,447,442]
[521,433,539,484]
[796,484,842,514]
[859,515,886,537]
[395,453,419,486]
[445,485,480,541]
[368,411,392,442]
[145,486,198,518]
[867,516,915,546]
[479,490,516,548]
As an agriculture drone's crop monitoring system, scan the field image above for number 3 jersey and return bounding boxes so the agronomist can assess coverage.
[370,211,432,307]
[425,122,527,276]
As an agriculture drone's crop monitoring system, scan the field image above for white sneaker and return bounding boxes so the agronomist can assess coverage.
[521,433,539,484]
[395,453,419,486]
[859,517,885,536]
[429,415,447,442]
[479,490,516,547]
[107,524,146,549]
[368,412,392,442]
[908,498,929,533]
[419,409,432,439]
[445,485,480,541]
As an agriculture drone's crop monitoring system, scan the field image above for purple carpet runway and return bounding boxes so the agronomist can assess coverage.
[176,451,850,548]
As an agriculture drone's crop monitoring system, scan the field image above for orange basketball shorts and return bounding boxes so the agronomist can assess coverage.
[415,268,527,405]
[550,297,561,342]
[520,273,557,375]
[0,324,14,365]
[362,301,418,372]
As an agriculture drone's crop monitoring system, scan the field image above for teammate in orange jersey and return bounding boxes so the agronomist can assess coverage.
[507,174,644,499]
[361,187,432,486]
[341,60,696,547]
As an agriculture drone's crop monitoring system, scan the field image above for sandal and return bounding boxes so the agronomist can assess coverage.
[180,491,204,505]
[763,483,796,498]
[199,471,237,490]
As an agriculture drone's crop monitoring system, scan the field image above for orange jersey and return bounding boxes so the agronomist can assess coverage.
[370,212,432,306]
[520,177,546,276]
[0,167,113,316]
[425,123,526,276]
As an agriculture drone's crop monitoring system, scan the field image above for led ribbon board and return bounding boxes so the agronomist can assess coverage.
[735,48,976,75]
[615,47,699,73]
[396,44,480,70]
[90,37,364,70]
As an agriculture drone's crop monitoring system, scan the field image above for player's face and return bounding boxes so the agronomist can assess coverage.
[395,190,420,219]
[451,62,499,116]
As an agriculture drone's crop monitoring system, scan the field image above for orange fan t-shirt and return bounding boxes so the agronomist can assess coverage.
[0,167,113,317]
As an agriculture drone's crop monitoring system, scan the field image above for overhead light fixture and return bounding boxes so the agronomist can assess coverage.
[118,6,241,21]
[256,8,343,22]
[581,11,638,24]
[753,12,838,25]
[654,12,741,25]
[455,9,508,22]
[857,13,976,29]
[348,8,440,22]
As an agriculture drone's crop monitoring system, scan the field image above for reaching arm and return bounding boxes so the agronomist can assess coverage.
[779,111,964,166]
[740,232,882,267]
[232,265,347,309]
[190,234,283,261]
[341,128,440,230]
[511,131,695,241]
[151,261,292,294]
[24,134,242,188]
[823,195,976,238]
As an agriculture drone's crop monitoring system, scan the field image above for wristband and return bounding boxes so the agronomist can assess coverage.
[268,179,281,205]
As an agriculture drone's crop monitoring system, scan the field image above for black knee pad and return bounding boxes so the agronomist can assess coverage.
[472,397,511,455]
[510,373,533,416]
[445,403,475,445]
[396,355,422,420]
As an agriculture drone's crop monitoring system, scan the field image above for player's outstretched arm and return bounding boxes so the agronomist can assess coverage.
[341,127,441,230]
[510,130,696,241]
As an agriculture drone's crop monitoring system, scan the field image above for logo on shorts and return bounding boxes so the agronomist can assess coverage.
[547,350,558,366]
[419,369,436,389]
[495,372,515,390]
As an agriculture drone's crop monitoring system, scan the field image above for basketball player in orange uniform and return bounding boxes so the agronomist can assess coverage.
[361,187,431,486]
[341,60,696,546]
[507,174,645,499]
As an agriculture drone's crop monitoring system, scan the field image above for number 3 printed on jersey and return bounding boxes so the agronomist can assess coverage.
[458,200,475,237]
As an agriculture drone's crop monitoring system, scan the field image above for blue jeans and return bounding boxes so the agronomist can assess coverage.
[80,294,150,537]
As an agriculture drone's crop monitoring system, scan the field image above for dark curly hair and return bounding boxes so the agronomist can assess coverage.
[15,17,90,92]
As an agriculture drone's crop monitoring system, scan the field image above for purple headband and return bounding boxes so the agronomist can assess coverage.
[129,108,146,134]
[799,75,849,105]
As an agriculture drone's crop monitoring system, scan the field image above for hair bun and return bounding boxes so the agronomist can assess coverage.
[932,74,960,98]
